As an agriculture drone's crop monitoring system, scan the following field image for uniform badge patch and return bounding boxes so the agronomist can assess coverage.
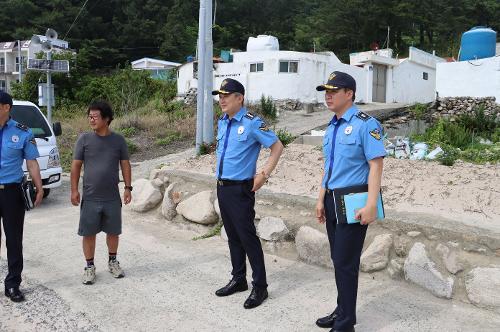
[259,122,269,131]
[369,128,381,140]
[344,126,353,135]
[12,135,19,143]
[329,73,336,81]
[30,138,37,145]
[221,79,228,88]
[238,126,245,135]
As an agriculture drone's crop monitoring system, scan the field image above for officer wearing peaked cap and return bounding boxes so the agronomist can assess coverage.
[212,78,284,309]
[314,72,386,332]
[0,91,43,303]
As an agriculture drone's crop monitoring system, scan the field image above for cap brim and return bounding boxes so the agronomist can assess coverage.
[316,84,341,91]
[211,89,232,96]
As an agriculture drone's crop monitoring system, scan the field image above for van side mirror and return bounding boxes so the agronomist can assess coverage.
[53,122,62,136]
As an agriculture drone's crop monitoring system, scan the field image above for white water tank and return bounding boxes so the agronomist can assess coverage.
[246,35,279,52]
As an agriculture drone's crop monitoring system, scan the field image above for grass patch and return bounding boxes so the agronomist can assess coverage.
[126,139,138,154]
[259,95,277,120]
[412,108,499,165]
[155,131,182,146]
[192,221,223,240]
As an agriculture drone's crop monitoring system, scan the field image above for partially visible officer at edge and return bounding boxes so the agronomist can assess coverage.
[314,72,386,332]
[0,91,43,302]
[212,78,284,309]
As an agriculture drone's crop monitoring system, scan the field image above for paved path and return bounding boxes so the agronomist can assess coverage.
[1,178,500,331]
[275,103,408,136]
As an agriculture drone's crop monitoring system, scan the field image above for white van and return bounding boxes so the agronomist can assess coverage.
[11,100,62,198]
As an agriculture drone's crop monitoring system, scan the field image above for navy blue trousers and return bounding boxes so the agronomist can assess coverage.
[0,185,26,289]
[217,181,267,289]
[324,192,368,330]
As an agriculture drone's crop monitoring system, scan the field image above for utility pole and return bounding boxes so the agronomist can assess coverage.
[46,50,52,124]
[203,0,214,144]
[195,0,207,154]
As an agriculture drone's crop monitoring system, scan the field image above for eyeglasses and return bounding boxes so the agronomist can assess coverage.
[87,114,101,120]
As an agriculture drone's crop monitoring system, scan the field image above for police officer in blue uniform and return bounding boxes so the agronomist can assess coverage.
[314,72,386,332]
[0,92,43,302]
[212,78,284,309]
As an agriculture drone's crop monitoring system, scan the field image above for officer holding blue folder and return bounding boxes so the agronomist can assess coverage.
[314,72,386,332]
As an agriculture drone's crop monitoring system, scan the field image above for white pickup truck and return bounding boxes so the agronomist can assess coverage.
[11,100,62,198]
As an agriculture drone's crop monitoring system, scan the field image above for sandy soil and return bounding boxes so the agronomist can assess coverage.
[168,144,500,229]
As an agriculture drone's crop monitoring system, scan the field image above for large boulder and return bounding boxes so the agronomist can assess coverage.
[256,217,289,241]
[176,191,218,225]
[161,183,179,221]
[295,226,331,268]
[360,234,393,272]
[404,242,454,299]
[465,267,500,309]
[214,199,221,220]
[130,179,162,212]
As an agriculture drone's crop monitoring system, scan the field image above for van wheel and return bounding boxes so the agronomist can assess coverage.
[43,189,50,198]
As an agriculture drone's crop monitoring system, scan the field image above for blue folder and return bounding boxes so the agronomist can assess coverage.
[343,192,385,224]
[332,184,385,224]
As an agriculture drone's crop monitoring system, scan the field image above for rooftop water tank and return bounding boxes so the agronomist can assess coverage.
[246,35,279,52]
[459,26,497,61]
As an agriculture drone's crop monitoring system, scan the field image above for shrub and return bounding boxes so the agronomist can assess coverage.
[260,95,277,120]
[155,132,182,146]
[126,139,138,154]
[276,128,296,147]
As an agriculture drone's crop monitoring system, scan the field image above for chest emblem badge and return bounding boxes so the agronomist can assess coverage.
[238,126,245,135]
[12,135,20,143]
[344,126,353,135]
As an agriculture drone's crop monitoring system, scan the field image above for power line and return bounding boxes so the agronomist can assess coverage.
[63,0,91,40]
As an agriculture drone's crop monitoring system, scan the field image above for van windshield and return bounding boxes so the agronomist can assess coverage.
[10,105,52,138]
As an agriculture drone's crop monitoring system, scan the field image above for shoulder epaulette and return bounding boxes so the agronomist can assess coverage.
[15,122,29,131]
[355,111,371,122]
[218,115,225,120]
[244,112,255,120]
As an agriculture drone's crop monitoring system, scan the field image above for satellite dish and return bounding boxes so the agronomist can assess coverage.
[45,28,58,41]
[41,40,53,52]
[31,35,41,45]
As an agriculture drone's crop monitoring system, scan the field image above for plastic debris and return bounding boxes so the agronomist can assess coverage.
[426,146,444,160]
[394,137,411,159]
[410,143,428,160]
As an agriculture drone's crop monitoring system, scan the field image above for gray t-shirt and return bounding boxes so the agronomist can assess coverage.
[73,131,129,201]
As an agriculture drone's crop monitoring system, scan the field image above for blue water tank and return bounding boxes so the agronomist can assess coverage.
[459,26,497,61]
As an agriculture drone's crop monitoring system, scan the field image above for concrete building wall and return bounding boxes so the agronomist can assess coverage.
[436,56,500,101]
[392,60,438,103]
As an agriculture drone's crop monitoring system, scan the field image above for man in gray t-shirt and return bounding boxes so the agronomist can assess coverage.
[71,101,132,285]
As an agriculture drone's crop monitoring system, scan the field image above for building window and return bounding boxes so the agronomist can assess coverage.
[279,61,298,73]
[0,80,6,92]
[249,62,264,72]
[423,72,428,80]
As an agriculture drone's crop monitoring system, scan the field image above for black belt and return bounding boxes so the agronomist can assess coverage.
[0,183,20,190]
[217,179,253,186]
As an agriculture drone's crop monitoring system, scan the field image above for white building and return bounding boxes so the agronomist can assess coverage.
[177,35,444,105]
[436,55,500,101]
[178,35,367,104]
[132,57,181,81]
[350,47,445,104]
[0,36,69,93]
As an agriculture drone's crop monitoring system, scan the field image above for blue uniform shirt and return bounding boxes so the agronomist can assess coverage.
[0,118,39,184]
[216,107,278,180]
[322,106,386,189]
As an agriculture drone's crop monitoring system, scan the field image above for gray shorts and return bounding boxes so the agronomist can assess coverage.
[78,200,122,236]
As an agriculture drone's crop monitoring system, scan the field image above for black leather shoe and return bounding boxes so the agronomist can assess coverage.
[329,327,354,332]
[5,287,25,302]
[215,279,248,297]
[243,287,268,309]
[316,312,338,328]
